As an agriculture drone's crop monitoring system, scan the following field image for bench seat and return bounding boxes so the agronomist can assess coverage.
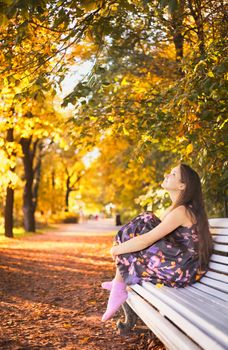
[118,218,228,350]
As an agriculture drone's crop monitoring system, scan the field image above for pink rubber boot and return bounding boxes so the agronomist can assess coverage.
[101,280,128,322]
[101,280,113,290]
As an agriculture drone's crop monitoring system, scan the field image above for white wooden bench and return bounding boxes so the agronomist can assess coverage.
[117,218,228,350]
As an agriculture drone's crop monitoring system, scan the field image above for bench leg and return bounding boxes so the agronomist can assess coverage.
[116,301,138,335]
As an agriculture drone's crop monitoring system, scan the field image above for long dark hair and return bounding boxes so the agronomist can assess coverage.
[172,163,213,271]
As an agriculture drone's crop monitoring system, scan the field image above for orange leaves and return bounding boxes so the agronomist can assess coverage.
[67,42,98,61]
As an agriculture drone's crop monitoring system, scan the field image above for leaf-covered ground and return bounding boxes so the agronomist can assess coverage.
[0,219,165,350]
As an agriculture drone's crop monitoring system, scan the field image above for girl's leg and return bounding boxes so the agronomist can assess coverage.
[114,266,124,282]
[101,267,127,322]
[101,257,124,290]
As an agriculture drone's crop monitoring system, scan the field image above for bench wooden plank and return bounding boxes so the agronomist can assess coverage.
[177,285,228,308]
[121,218,228,350]
[209,261,228,273]
[209,218,228,227]
[210,254,228,264]
[127,291,200,350]
[212,235,228,243]
[141,283,228,329]
[212,244,228,253]
[191,281,228,301]
[129,285,228,350]
[140,283,228,348]
[206,270,228,283]
[210,228,228,236]
[199,276,228,292]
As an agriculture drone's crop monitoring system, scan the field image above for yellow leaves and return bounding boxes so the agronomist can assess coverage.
[109,3,119,12]
[63,323,72,328]
[138,156,144,164]
[107,116,114,122]
[195,274,201,281]
[68,42,98,60]
[59,138,69,151]
[142,135,153,142]
[186,143,193,155]
[121,77,129,86]
[0,150,19,188]
[133,101,141,109]
[207,71,214,78]
[177,135,187,143]
[123,126,130,136]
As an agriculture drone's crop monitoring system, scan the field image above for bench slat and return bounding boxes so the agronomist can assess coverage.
[141,283,228,326]
[130,285,228,350]
[190,282,228,301]
[127,291,200,350]
[212,235,228,243]
[209,218,228,228]
[212,244,228,253]
[125,217,228,350]
[209,261,228,273]
[181,285,228,308]
[210,254,228,264]
[199,276,228,293]
[206,270,228,283]
[141,284,228,346]
[210,228,228,236]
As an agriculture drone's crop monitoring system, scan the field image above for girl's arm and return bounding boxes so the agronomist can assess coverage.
[111,206,186,257]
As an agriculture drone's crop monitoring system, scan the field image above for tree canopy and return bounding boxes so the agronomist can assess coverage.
[0,0,227,236]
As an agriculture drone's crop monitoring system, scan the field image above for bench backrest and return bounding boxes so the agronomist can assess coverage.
[193,218,228,300]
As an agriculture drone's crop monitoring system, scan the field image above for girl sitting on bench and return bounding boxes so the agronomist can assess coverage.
[101,163,213,322]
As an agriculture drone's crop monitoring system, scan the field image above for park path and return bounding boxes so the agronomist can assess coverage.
[0,219,164,350]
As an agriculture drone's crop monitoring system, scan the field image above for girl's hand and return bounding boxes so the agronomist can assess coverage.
[110,245,119,260]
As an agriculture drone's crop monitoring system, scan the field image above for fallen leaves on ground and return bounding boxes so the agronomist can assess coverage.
[0,220,165,350]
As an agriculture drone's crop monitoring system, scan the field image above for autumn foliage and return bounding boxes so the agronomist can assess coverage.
[0,0,227,237]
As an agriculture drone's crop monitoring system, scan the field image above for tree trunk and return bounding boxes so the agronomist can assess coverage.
[33,142,43,213]
[51,169,56,214]
[4,186,14,238]
[20,137,37,232]
[65,176,71,212]
[171,0,185,63]
[4,128,15,238]
[64,171,83,212]
[51,170,55,189]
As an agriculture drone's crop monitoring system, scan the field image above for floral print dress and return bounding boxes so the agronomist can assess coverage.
[115,211,208,288]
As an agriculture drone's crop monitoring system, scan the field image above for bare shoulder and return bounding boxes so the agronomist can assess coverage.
[164,205,188,224]
[167,205,186,216]
[161,205,184,220]
[169,205,196,226]
[161,205,194,228]
[175,205,186,212]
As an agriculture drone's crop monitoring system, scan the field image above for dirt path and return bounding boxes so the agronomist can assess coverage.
[0,219,165,350]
